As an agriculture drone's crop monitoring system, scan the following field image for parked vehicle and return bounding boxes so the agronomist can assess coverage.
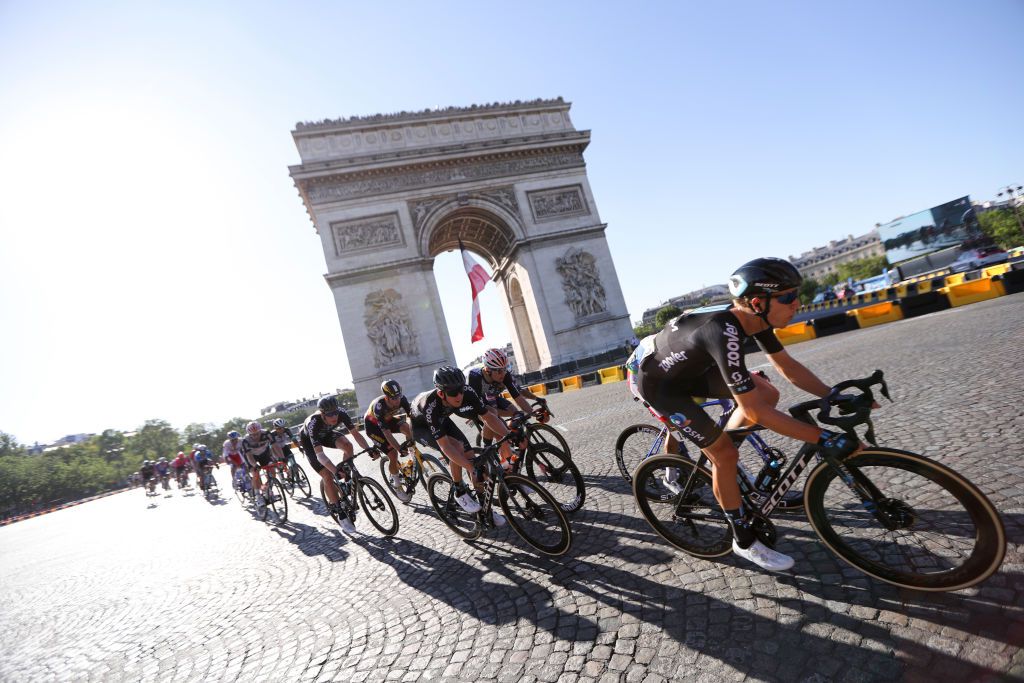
[949,246,1007,273]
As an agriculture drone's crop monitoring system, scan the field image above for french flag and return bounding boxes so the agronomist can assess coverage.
[460,240,490,343]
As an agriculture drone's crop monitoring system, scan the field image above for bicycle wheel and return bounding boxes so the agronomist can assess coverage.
[292,466,312,498]
[498,474,572,556]
[281,468,296,496]
[526,423,572,459]
[804,447,1006,592]
[255,486,269,521]
[615,424,671,485]
[426,473,481,540]
[319,480,342,525]
[524,444,586,513]
[379,456,415,502]
[633,455,732,558]
[204,474,216,501]
[357,477,400,536]
[234,475,248,504]
[265,478,288,525]
[416,452,447,488]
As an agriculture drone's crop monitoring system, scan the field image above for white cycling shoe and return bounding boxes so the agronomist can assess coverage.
[455,492,481,513]
[340,517,356,534]
[491,510,507,527]
[661,467,683,495]
[391,477,412,503]
[732,539,794,572]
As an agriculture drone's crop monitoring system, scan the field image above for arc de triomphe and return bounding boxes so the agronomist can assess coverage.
[289,97,633,405]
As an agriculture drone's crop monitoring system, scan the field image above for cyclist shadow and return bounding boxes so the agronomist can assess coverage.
[271,519,350,563]
[359,534,600,641]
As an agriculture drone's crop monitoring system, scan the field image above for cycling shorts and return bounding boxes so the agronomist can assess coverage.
[299,431,328,475]
[411,415,471,453]
[364,418,403,453]
[628,367,732,450]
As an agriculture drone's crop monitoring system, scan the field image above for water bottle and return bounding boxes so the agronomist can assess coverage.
[755,458,783,491]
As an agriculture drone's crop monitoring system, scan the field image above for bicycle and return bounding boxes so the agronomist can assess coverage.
[378,439,447,504]
[468,401,586,514]
[198,464,219,501]
[159,473,170,492]
[318,453,399,536]
[175,469,189,489]
[232,465,253,504]
[427,412,572,556]
[631,370,1007,591]
[616,397,803,511]
[252,461,289,525]
[278,450,312,498]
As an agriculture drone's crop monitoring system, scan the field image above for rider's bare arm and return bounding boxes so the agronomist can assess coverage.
[733,389,824,444]
[766,349,832,398]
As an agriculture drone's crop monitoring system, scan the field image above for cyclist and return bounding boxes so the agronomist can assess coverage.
[171,451,190,487]
[223,432,244,482]
[363,379,414,503]
[298,396,373,533]
[409,366,514,525]
[467,347,549,454]
[155,458,171,490]
[192,445,216,491]
[140,460,156,493]
[626,257,859,572]
[269,418,300,474]
[241,421,284,505]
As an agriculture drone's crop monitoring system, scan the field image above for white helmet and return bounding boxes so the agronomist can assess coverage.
[272,418,286,429]
[192,443,201,451]
[483,348,508,371]
[245,421,261,435]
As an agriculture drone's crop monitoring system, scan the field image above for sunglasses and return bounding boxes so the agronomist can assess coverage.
[442,388,463,397]
[772,290,801,305]
[323,410,340,418]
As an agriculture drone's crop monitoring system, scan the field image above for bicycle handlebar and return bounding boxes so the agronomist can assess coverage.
[787,369,892,445]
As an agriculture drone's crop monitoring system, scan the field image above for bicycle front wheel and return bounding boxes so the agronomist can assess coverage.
[805,448,1006,592]
[292,466,312,498]
[426,473,481,540]
[498,474,572,556]
[357,477,399,536]
[615,424,670,485]
[265,479,288,525]
[524,445,586,513]
[526,423,572,460]
[632,455,732,558]
[281,468,296,495]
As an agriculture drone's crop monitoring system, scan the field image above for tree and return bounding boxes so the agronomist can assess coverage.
[799,277,821,302]
[632,323,654,338]
[655,305,682,328]
[978,208,1024,250]
[835,255,888,282]
[126,419,180,462]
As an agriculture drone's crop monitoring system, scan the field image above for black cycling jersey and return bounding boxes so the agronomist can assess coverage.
[466,367,521,405]
[364,394,411,425]
[140,464,155,479]
[410,388,487,442]
[241,430,277,458]
[300,410,355,449]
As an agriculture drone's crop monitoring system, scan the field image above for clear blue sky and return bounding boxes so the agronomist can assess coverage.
[2,0,1021,444]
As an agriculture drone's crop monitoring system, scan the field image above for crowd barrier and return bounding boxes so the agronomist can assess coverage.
[0,488,129,527]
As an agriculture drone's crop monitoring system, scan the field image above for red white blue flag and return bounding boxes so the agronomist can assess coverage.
[460,240,490,343]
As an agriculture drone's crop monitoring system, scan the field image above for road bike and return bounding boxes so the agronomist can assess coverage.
[319,453,399,536]
[159,473,170,491]
[232,465,253,504]
[278,450,312,498]
[616,397,803,511]
[252,461,288,525]
[197,464,219,501]
[427,413,572,556]
[175,468,189,489]
[378,439,447,503]
[631,370,1006,591]
[467,401,586,514]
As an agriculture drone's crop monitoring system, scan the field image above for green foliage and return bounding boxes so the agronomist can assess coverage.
[834,255,889,282]
[655,305,682,328]
[633,323,655,338]
[978,208,1024,250]
[799,277,821,302]
[820,271,841,286]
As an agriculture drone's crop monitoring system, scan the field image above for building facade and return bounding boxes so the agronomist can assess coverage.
[790,230,885,281]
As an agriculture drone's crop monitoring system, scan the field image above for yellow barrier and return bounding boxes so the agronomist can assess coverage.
[775,321,816,346]
[982,263,1012,278]
[941,278,1006,307]
[1009,246,1024,258]
[847,301,904,328]
[944,272,967,287]
[916,279,934,294]
[560,376,583,392]
[528,383,547,396]
[599,366,625,383]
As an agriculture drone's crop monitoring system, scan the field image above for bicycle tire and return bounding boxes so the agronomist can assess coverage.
[526,423,572,460]
[524,444,586,513]
[204,474,216,501]
[498,474,572,556]
[255,486,269,521]
[281,468,296,496]
[632,455,732,558]
[319,480,342,525]
[294,466,312,497]
[357,477,400,536]
[426,473,481,540]
[615,423,669,485]
[265,478,288,525]
[416,452,447,488]
[804,447,1006,592]
[234,476,248,505]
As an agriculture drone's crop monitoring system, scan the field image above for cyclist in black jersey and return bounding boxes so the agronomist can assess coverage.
[410,366,515,519]
[467,347,549,450]
[627,257,862,572]
[364,379,414,503]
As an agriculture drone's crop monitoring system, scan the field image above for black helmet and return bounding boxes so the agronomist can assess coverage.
[381,379,402,397]
[433,366,465,391]
[728,257,803,298]
[317,396,340,414]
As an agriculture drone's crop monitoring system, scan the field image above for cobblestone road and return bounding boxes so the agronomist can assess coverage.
[2,294,1023,683]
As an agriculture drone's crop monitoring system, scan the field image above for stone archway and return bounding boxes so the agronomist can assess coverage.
[289,98,634,406]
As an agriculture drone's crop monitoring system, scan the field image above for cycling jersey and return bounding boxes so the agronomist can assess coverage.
[241,430,278,468]
[466,367,521,406]
[155,462,169,476]
[299,410,356,474]
[222,438,242,461]
[410,388,488,443]
[629,305,783,448]
[140,464,155,479]
[171,455,188,470]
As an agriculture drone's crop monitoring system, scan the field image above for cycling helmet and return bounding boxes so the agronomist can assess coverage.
[318,396,340,414]
[272,418,286,429]
[192,443,201,451]
[381,379,402,397]
[245,421,261,435]
[227,431,240,439]
[482,348,508,371]
[159,457,167,463]
[728,257,803,298]
[433,366,466,391]
[177,451,185,457]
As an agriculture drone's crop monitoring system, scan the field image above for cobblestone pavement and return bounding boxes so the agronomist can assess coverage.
[2,294,1023,683]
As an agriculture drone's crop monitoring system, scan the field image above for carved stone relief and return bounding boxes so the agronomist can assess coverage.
[307,151,584,204]
[528,185,589,222]
[364,289,419,368]
[409,186,520,237]
[555,247,607,318]
[330,213,403,256]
